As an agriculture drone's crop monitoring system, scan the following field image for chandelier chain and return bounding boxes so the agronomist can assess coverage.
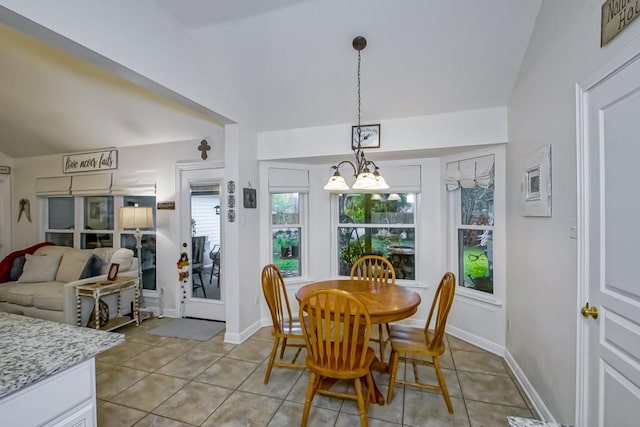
[323,35,388,192]
[357,49,361,131]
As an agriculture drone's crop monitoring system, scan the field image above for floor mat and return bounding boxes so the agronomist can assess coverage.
[148,318,225,341]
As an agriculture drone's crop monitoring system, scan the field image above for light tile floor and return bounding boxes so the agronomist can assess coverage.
[96,317,539,426]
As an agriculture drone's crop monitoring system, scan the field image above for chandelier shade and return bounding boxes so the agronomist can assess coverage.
[324,36,388,192]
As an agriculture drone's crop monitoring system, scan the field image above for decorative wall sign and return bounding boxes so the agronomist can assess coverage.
[351,124,380,149]
[0,166,10,174]
[157,201,175,210]
[227,195,236,208]
[523,144,552,217]
[63,149,118,173]
[227,209,236,222]
[601,0,640,46]
[227,180,236,193]
[243,188,257,208]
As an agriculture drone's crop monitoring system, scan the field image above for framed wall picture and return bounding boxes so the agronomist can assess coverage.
[107,263,119,281]
[523,144,552,217]
[243,188,257,208]
[351,124,380,149]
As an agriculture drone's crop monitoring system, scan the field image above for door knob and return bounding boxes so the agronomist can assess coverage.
[581,302,599,319]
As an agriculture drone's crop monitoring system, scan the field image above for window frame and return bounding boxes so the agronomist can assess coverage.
[42,195,158,291]
[269,192,308,281]
[445,147,505,307]
[331,192,418,283]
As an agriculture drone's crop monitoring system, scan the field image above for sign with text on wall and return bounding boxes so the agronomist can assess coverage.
[63,149,118,173]
[601,0,640,46]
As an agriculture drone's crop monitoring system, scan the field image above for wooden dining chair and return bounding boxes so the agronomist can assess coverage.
[386,272,456,413]
[350,254,396,363]
[299,289,376,427]
[208,244,221,287]
[261,264,306,383]
[191,236,206,297]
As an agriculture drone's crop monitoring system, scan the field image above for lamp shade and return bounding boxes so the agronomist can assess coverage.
[324,174,350,191]
[119,206,154,229]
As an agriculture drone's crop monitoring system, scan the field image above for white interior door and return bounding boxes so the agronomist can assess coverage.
[0,176,10,260]
[180,166,225,321]
[581,50,640,426]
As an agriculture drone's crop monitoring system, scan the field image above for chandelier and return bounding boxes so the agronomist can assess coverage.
[324,36,388,192]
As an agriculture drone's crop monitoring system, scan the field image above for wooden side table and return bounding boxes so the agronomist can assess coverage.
[76,277,139,331]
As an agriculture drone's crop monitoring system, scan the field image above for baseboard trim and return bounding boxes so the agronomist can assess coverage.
[225,319,263,344]
[446,325,504,356]
[504,349,556,423]
[158,308,179,319]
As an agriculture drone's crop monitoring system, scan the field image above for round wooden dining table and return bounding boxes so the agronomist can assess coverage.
[295,278,421,405]
[295,279,421,324]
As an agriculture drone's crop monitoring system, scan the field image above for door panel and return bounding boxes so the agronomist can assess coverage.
[180,167,225,321]
[584,51,640,426]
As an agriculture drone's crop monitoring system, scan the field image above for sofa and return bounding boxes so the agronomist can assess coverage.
[0,245,138,326]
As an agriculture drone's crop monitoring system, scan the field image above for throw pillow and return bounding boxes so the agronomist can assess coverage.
[9,256,26,281]
[80,254,104,279]
[18,253,63,283]
[55,250,91,282]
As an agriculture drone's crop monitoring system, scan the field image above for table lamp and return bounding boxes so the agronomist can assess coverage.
[119,204,154,320]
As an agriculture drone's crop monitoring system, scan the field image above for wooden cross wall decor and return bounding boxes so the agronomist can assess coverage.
[198,139,211,160]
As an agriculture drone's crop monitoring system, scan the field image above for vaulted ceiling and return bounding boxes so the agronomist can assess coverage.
[0,0,541,158]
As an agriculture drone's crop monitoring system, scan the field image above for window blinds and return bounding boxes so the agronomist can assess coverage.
[444,155,494,191]
[70,173,112,195]
[268,167,310,193]
[111,171,156,195]
[35,177,72,196]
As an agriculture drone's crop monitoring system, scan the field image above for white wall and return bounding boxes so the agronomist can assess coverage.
[257,109,509,350]
[0,0,246,125]
[258,107,508,160]
[507,0,640,423]
[11,138,225,318]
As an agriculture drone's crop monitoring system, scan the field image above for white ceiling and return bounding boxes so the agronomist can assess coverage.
[0,0,541,158]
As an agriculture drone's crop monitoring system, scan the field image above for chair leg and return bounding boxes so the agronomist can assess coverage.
[353,377,368,427]
[264,337,280,384]
[279,338,288,359]
[198,272,206,297]
[386,349,400,404]
[364,371,375,410]
[301,372,319,427]
[433,356,454,413]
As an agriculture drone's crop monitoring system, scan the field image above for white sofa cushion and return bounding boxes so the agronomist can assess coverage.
[55,250,92,283]
[92,248,134,273]
[18,254,62,283]
[0,281,63,308]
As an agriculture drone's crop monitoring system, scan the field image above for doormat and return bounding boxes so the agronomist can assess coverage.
[148,318,225,341]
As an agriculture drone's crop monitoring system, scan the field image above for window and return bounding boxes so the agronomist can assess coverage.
[337,193,416,279]
[45,197,74,247]
[120,196,157,290]
[458,187,494,293]
[44,195,157,290]
[446,155,495,294]
[271,193,303,278]
[83,196,114,248]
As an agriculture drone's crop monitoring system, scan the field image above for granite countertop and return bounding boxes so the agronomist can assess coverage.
[0,312,124,398]
[507,417,572,427]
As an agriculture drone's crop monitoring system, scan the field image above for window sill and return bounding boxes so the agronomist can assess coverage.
[456,287,502,307]
[283,277,314,287]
